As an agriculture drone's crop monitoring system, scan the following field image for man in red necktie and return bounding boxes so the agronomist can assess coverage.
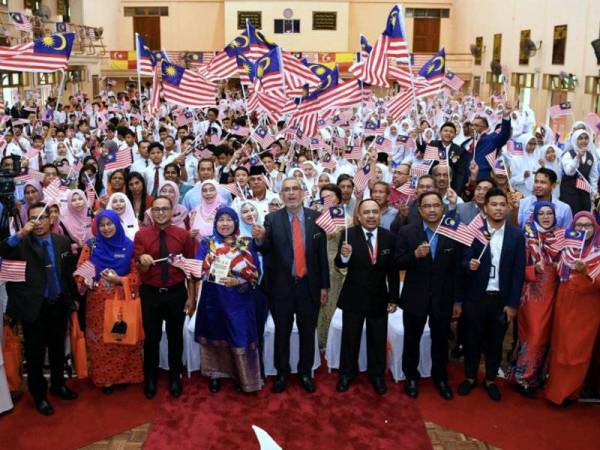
[252,178,330,394]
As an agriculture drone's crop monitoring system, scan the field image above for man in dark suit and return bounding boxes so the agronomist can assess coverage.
[396,191,464,400]
[458,188,525,401]
[334,199,399,395]
[418,122,469,197]
[0,202,78,416]
[252,177,330,393]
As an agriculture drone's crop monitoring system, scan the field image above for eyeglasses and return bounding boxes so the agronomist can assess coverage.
[151,207,171,213]
[574,222,594,229]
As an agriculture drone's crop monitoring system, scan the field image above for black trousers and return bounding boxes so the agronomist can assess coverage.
[270,278,319,377]
[402,310,451,382]
[21,299,68,402]
[463,293,508,381]
[140,283,186,380]
[339,310,387,379]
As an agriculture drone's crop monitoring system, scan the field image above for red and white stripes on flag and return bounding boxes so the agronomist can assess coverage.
[73,261,96,286]
[0,259,26,282]
[105,149,133,171]
[436,216,475,246]
[43,178,62,203]
[575,173,592,193]
[162,67,217,109]
[584,252,600,282]
[169,255,203,278]
[444,71,465,91]
[315,206,346,234]
[205,51,237,81]
[281,50,320,89]
[9,12,32,33]
[386,90,413,121]
[549,102,572,119]
[423,145,440,161]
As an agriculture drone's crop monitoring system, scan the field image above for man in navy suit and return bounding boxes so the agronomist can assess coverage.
[252,177,330,394]
[458,188,525,401]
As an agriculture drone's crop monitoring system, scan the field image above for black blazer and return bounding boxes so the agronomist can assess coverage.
[395,221,465,318]
[461,222,526,309]
[334,226,399,316]
[255,207,330,303]
[417,139,469,197]
[0,233,77,323]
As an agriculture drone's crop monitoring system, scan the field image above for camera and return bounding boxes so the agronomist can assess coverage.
[0,154,23,239]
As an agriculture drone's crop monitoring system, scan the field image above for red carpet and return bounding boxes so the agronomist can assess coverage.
[144,369,432,450]
[417,363,600,450]
[0,379,157,450]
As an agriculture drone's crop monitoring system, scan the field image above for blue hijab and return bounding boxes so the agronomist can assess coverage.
[90,210,134,276]
[212,207,240,243]
[532,200,557,231]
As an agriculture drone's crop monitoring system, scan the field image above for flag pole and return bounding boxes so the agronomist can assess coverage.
[134,33,144,115]
[56,69,67,103]
[428,214,445,243]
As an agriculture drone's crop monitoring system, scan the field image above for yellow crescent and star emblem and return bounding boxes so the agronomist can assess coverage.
[256,57,271,78]
[426,56,445,75]
[389,10,398,27]
[322,74,332,90]
[42,34,67,51]
[165,65,178,78]
[309,65,327,76]
[232,35,250,49]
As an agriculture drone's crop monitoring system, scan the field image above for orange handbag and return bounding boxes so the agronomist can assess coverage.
[70,312,88,379]
[102,276,143,346]
[2,324,22,391]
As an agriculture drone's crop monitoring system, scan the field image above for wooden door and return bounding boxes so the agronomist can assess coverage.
[133,16,161,50]
[412,18,440,53]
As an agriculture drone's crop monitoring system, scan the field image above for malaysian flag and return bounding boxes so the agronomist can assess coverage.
[254,46,285,93]
[281,50,320,91]
[423,145,440,161]
[359,33,372,61]
[396,175,418,201]
[354,5,409,87]
[73,261,96,286]
[372,136,392,154]
[43,178,62,203]
[9,12,32,33]
[230,123,250,137]
[344,142,363,161]
[583,252,600,282]
[416,49,446,98]
[85,185,96,207]
[363,121,379,136]
[575,173,592,193]
[315,206,346,234]
[466,214,489,245]
[563,228,586,249]
[444,70,465,91]
[549,102,572,119]
[251,128,275,149]
[135,33,156,76]
[410,160,435,177]
[103,147,133,171]
[310,136,324,151]
[169,254,203,278]
[436,216,474,246]
[0,33,75,72]
[507,139,524,156]
[161,61,217,109]
[0,259,26,282]
[354,164,372,191]
[485,152,508,176]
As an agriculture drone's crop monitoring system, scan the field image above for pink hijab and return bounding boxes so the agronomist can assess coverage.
[144,181,189,229]
[191,180,224,239]
[60,189,93,244]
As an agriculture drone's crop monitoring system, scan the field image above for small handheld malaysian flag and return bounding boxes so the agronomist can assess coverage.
[169,254,203,278]
[315,206,346,234]
[549,102,572,119]
[423,145,440,161]
[73,261,96,287]
[9,12,32,33]
[251,128,275,149]
[353,164,372,192]
[436,216,474,246]
[43,178,62,203]
[575,173,592,193]
[103,148,133,171]
[410,160,434,177]
[372,136,392,154]
[0,259,26,282]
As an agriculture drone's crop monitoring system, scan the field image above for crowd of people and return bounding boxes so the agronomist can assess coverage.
[0,85,598,418]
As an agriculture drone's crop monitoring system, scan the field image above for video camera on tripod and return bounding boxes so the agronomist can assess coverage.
[0,154,23,239]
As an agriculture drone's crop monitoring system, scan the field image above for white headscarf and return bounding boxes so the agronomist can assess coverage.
[107,192,139,240]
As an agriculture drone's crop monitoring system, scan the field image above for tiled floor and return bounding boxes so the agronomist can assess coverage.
[81,421,498,450]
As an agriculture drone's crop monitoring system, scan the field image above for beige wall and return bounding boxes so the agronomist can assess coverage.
[451,0,600,122]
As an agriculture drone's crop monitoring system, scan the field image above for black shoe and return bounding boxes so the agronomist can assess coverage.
[336,376,351,393]
[450,345,464,359]
[209,379,221,393]
[49,385,78,400]
[300,375,316,393]
[272,375,287,394]
[233,381,242,393]
[371,378,387,395]
[101,386,114,395]
[457,379,478,396]
[485,382,501,401]
[144,378,157,399]
[169,378,182,398]
[514,384,536,399]
[404,379,418,398]
[434,380,453,400]
[35,399,54,416]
